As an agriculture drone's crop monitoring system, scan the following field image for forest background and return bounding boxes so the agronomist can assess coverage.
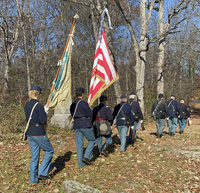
[0,0,200,134]
[0,1,200,192]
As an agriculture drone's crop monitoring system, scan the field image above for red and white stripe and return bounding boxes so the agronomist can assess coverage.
[88,31,118,106]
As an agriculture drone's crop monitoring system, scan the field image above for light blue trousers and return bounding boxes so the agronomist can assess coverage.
[168,118,178,134]
[117,126,128,152]
[156,119,166,135]
[96,135,112,151]
[179,119,187,133]
[75,128,96,168]
[28,135,54,184]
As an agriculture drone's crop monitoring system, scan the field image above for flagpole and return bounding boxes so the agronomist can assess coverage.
[46,14,79,108]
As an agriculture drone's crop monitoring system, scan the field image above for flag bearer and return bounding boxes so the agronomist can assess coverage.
[70,87,96,167]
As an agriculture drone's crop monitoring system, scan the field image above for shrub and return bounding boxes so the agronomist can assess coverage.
[0,103,25,134]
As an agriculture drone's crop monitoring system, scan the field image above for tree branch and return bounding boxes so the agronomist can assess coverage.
[147,0,156,22]
[114,0,132,26]
[167,0,191,25]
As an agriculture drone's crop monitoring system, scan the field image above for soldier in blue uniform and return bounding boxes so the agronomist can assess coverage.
[113,95,135,152]
[24,86,54,184]
[179,99,190,134]
[70,87,96,167]
[167,95,181,136]
[151,93,169,138]
[92,95,113,157]
[128,92,143,143]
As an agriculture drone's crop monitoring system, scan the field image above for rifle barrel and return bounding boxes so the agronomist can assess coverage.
[141,123,145,131]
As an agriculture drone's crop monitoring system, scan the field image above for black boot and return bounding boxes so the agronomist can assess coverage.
[100,143,108,157]
[170,132,175,136]
[157,133,161,138]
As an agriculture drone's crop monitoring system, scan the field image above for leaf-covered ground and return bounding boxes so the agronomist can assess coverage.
[0,114,200,193]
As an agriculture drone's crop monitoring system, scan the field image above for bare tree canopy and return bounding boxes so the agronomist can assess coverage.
[0,0,199,115]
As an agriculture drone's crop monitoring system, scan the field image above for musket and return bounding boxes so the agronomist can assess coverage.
[141,122,145,131]
[129,126,135,146]
[187,119,190,126]
[130,127,134,139]
[166,119,169,127]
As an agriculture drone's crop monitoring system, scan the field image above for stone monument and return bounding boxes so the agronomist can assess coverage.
[51,98,71,128]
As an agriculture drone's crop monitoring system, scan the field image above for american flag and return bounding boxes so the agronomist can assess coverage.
[88,8,119,106]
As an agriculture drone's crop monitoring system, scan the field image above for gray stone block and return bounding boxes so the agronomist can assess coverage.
[62,180,101,193]
[50,98,72,128]
[51,114,71,128]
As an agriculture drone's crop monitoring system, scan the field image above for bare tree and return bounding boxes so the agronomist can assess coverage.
[114,0,156,110]
[16,0,31,93]
[0,1,19,94]
[155,0,191,95]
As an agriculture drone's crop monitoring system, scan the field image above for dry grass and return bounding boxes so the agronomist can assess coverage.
[0,114,200,193]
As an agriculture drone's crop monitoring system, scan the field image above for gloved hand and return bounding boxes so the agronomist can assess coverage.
[178,115,180,119]
[140,120,143,123]
[166,117,169,120]
[44,104,49,115]
[131,126,134,130]
[187,117,190,120]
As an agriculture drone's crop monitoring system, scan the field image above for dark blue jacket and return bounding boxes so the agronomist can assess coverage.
[92,103,113,124]
[151,99,169,118]
[24,99,47,136]
[70,98,92,130]
[179,103,190,119]
[129,99,143,120]
[112,101,135,126]
[167,99,181,118]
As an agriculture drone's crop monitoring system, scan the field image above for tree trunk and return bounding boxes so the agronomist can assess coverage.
[60,0,66,42]
[156,0,165,96]
[90,0,98,43]
[114,0,155,111]
[178,58,183,97]
[27,0,35,86]
[1,2,19,94]
[156,0,191,96]
[16,0,31,93]
[136,0,149,111]
[4,64,9,94]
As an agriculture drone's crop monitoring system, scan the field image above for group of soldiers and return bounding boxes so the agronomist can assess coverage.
[151,93,190,138]
[70,87,143,168]
[24,86,191,184]
[70,88,191,168]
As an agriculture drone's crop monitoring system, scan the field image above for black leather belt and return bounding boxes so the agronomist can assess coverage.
[74,117,91,120]
[29,123,42,128]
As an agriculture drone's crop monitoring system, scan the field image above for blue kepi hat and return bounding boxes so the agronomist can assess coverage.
[158,93,164,98]
[76,87,85,94]
[30,86,42,93]
[120,94,127,99]
[129,92,136,95]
